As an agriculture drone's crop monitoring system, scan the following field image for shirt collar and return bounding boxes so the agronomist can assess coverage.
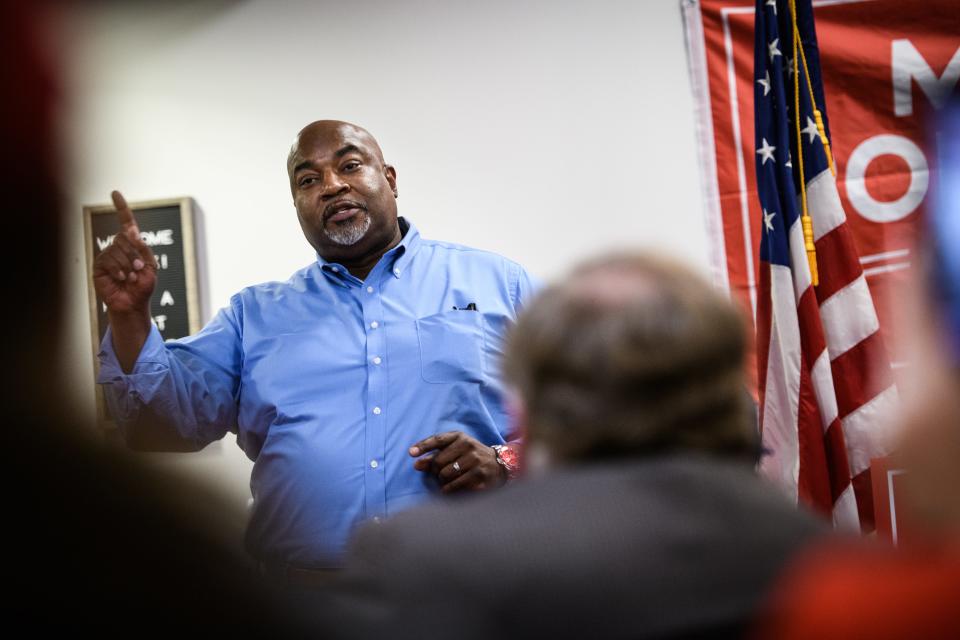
[389,217,421,278]
[316,217,422,284]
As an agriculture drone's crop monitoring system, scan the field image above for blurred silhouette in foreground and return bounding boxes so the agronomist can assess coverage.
[754,99,960,640]
[328,253,827,639]
[6,3,309,632]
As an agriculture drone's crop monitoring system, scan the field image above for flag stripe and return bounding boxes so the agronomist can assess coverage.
[819,275,881,359]
[851,468,876,531]
[757,264,773,421]
[789,217,813,298]
[759,264,803,498]
[813,225,864,303]
[807,169,846,242]
[824,418,852,503]
[797,288,828,379]
[832,483,861,532]
[841,384,899,476]
[796,355,833,516]
[831,331,895,419]
[810,350,838,429]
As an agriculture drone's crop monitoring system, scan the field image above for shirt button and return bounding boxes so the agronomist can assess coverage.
[393,268,401,276]
[331,266,339,273]
[370,321,379,329]
[373,406,381,415]
[373,356,382,365]
[370,460,379,469]
[366,286,374,293]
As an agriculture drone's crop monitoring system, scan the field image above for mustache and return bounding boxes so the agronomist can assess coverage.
[323,199,367,221]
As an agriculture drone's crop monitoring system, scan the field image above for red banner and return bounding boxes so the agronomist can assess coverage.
[683,0,959,386]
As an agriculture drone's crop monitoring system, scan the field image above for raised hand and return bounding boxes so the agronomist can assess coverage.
[93,191,158,316]
[93,191,158,371]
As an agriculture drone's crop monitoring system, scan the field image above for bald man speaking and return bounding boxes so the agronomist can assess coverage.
[95,121,534,577]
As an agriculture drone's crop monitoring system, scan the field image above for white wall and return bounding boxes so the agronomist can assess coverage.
[63,0,709,509]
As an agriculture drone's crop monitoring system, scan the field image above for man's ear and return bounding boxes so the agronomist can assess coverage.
[384,164,398,197]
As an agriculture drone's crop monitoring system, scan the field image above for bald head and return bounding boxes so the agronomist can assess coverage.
[287,120,386,178]
[505,253,754,463]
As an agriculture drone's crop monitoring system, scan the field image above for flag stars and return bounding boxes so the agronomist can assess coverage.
[785,55,795,77]
[768,38,782,62]
[764,209,777,232]
[757,138,777,164]
[758,70,771,96]
[766,0,777,15]
[786,151,793,168]
[802,116,820,143]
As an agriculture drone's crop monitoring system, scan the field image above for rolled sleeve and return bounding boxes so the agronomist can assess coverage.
[96,303,243,446]
[97,324,170,423]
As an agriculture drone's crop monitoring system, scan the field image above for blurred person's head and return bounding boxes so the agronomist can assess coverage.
[4,5,318,632]
[3,0,63,420]
[892,96,960,537]
[505,253,755,467]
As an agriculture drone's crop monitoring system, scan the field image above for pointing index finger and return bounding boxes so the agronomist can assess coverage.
[111,190,139,232]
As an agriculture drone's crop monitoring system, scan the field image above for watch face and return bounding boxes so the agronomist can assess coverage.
[497,445,520,470]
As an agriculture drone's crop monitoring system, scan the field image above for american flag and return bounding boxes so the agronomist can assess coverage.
[754,0,898,531]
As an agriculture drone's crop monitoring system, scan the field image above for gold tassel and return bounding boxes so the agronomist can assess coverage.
[790,0,819,286]
[813,108,836,177]
[802,215,819,285]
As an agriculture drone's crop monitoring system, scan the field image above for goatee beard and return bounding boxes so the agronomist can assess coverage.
[324,212,372,246]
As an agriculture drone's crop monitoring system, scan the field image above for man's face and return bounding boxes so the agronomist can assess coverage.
[288,122,399,261]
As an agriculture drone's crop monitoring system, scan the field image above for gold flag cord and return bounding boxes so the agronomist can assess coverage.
[787,0,836,287]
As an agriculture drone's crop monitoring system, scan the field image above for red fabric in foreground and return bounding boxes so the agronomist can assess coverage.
[755,539,960,639]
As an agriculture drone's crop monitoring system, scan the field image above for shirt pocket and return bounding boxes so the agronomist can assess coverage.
[416,310,485,384]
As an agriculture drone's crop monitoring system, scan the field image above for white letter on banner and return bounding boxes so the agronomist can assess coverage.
[845,134,929,223]
[892,40,960,117]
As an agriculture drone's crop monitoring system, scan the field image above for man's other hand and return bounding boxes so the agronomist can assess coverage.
[409,431,506,493]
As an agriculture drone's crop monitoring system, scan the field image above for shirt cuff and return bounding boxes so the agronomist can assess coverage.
[96,324,170,420]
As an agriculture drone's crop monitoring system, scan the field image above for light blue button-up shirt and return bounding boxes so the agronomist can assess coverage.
[98,219,537,568]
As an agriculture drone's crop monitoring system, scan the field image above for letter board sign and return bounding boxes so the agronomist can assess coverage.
[83,196,203,424]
